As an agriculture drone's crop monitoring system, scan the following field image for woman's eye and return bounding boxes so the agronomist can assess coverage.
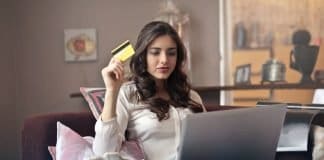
[167,51,177,56]
[149,51,160,55]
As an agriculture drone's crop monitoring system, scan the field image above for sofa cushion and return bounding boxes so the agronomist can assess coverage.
[22,112,96,160]
[80,87,105,119]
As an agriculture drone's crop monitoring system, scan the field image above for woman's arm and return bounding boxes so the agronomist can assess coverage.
[92,86,130,155]
[93,57,129,155]
[100,57,124,121]
[101,90,119,121]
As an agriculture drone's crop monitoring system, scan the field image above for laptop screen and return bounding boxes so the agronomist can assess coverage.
[178,105,286,160]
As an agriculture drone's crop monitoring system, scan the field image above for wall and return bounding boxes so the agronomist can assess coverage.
[179,0,220,86]
[0,0,18,159]
[10,0,220,159]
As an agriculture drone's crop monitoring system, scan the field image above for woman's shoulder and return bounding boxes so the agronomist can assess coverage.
[189,89,200,99]
[189,89,203,104]
[189,89,206,111]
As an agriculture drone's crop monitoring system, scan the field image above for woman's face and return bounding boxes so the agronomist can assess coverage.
[146,35,178,81]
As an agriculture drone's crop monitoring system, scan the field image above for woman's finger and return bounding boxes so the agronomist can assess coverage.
[113,70,119,80]
[110,57,122,65]
[115,64,124,75]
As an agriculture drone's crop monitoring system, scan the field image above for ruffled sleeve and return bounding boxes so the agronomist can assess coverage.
[92,85,130,155]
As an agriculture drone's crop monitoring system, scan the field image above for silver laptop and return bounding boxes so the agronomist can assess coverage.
[178,105,287,160]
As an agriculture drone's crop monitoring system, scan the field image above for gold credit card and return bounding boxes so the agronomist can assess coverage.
[111,40,135,62]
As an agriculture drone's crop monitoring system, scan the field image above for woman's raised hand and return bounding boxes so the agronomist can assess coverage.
[101,57,124,91]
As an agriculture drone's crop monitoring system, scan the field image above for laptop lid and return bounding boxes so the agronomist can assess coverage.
[178,105,287,160]
[257,101,320,152]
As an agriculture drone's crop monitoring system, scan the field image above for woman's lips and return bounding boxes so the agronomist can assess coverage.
[156,67,169,73]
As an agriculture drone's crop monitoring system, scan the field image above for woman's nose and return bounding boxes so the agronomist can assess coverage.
[160,52,168,63]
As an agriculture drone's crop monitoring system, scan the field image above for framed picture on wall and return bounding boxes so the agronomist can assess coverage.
[234,64,251,85]
[64,28,97,62]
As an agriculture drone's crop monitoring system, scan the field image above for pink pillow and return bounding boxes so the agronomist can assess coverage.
[55,122,94,160]
[48,122,145,160]
[80,87,105,119]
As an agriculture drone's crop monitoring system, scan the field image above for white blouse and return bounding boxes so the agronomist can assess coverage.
[93,81,205,160]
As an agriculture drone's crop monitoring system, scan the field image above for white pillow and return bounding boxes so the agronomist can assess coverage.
[55,122,95,160]
[49,122,144,160]
[312,125,324,160]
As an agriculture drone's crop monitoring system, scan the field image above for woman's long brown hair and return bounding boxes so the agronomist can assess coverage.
[130,21,203,121]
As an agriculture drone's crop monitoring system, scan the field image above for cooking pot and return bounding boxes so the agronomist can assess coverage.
[261,59,286,83]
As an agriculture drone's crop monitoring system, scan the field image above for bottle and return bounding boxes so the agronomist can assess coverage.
[234,22,247,49]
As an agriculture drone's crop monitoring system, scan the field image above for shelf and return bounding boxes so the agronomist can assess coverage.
[70,83,324,106]
[233,47,270,51]
[195,83,324,91]
[70,92,83,98]
[71,83,324,98]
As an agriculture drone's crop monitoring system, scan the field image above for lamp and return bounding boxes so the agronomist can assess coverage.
[154,0,192,80]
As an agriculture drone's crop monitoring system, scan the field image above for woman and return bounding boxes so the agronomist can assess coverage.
[93,21,206,160]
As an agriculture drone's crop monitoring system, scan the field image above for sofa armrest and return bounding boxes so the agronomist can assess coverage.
[21,112,96,160]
